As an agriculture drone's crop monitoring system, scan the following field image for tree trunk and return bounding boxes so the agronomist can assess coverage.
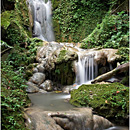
[91,62,129,83]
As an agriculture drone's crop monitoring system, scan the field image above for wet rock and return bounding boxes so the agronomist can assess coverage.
[49,108,93,130]
[39,89,47,93]
[36,64,45,73]
[94,49,120,65]
[62,85,74,93]
[32,67,38,73]
[39,80,53,92]
[25,108,63,130]
[49,108,113,130]
[93,115,113,130]
[29,72,45,85]
[36,42,63,63]
[26,82,39,93]
[25,107,113,130]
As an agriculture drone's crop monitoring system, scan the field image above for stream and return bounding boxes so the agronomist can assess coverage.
[26,0,129,129]
[28,92,74,111]
[28,92,129,130]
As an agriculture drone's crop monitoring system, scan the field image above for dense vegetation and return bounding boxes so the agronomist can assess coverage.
[1,62,30,129]
[70,83,129,125]
[52,0,111,42]
[81,10,129,64]
[1,0,43,129]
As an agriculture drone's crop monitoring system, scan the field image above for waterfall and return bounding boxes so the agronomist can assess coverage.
[76,53,98,85]
[27,0,55,42]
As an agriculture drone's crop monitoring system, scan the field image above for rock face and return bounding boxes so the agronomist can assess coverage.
[26,41,121,93]
[49,108,93,130]
[25,107,113,130]
[25,108,63,130]
[93,115,113,130]
[26,42,78,93]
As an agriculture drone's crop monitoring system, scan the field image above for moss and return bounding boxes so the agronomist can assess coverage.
[1,0,31,45]
[53,20,61,42]
[25,70,33,80]
[116,47,129,64]
[27,64,34,69]
[1,11,14,29]
[51,61,75,85]
[121,76,129,86]
[70,83,129,125]
[56,49,68,63]
[52,0,61,10]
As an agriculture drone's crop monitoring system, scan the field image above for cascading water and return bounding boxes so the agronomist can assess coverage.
[27,0,55,42]
[75,53,98,86]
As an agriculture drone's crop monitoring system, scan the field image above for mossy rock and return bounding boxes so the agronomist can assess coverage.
[56,49,78,64]
[70,83,129,125]
[51,61,75,85]
[120,76,129,86]
[1,11,14,29]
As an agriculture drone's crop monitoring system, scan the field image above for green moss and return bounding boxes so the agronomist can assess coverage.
[53,20,61,42]
[70,83,129,124]
[1,0,31,45]
[1,11,14,29]
[56,49,68,63]
[27,64,34,69]
[121,76,129,86]
[25,70,33,80]
[52,61,75,85]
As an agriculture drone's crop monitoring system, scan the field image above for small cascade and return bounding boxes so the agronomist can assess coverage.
[27,0,55,42]
[76,53,98,85]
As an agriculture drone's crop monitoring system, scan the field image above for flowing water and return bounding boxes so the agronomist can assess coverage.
[76,53,98,85]
[28,92,74,111]
[25,2,128,129]
[27,0,55,41]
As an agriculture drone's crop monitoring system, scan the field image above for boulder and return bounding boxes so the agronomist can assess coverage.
[39,80,53,92]
[36,42,63,63]
[36,64,45,73]
[49,108,93,130]
[93,115,113,130]
[29,72,45,85]
[39,89,47,93]
[26,81,39,93]
[62,85,74,93]
[32,67,38,73]
[49,108,113,130]
[94,49,120,65]
[25,108,63,130]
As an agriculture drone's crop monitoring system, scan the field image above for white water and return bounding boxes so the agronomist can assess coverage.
[27,0,55,42]
[59,43,98,89]
[75,53,98,87]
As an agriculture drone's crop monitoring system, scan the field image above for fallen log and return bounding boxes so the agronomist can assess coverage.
[91,62,129,83]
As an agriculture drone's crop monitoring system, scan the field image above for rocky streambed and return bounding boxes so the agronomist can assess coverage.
[25,41,129,130]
